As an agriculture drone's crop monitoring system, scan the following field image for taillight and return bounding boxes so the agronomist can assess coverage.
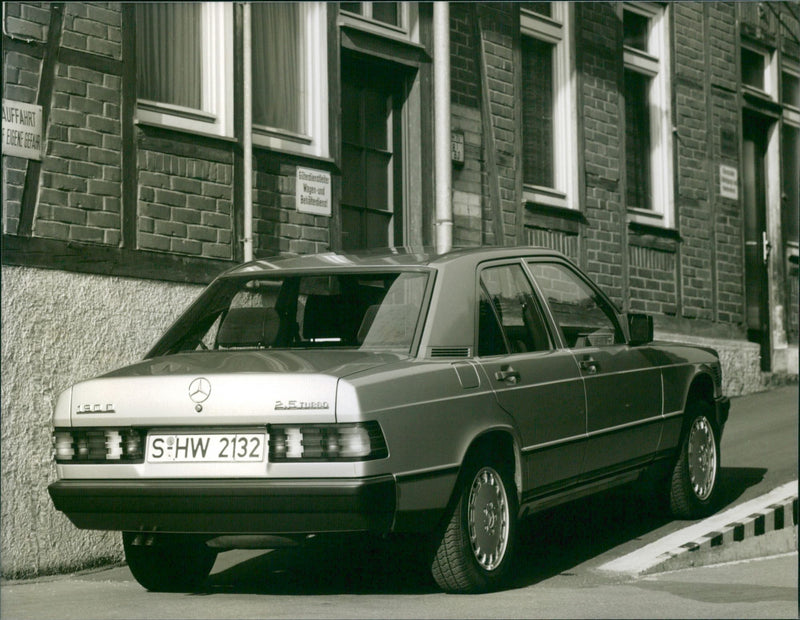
[53,429,145,463]
[268,422,387,461]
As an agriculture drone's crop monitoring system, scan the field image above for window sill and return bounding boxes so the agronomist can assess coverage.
[340,24,431,68]
[135,118,237,145]
[628,220,681,252]
[524,202,585,234]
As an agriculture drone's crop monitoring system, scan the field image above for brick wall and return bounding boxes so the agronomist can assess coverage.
[628,244,678,315]
[2,3,50,234]
[478,5,518,246]
[253,156,330,257]
[708,2,743,326]
[450,4,479,109]
[449,4,518,248]
[675,3,714,322]
[578,2,624,306]
[3,49,40,234]
[37,63,122,244]
[61,2,121,59]
[3,1,51,41]
[451,105,483,247]
[137,149,233,259]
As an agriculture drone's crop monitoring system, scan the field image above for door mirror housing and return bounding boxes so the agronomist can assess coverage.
[627,313,653,346]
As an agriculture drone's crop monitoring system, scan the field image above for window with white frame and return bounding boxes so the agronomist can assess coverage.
[251,2,329,158]
[339,2,419,43]
[521,2,577,210]
[782,60,800,251]
[135,3,233,138]
[623,2,674,227]
[741,42,778,99]
[781,60,800,110]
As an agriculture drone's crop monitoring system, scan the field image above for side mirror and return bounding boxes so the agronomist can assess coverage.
[627,313,653,346]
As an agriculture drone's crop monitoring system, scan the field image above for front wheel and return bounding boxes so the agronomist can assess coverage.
[123,532,218,592]
[431,463,517,593]
[669,401,720,519]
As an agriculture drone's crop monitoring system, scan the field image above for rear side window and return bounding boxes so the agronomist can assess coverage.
[527,262,624,348]
[478,264,552,356]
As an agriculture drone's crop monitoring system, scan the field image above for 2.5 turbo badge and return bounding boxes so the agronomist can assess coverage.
[274,400,330,411]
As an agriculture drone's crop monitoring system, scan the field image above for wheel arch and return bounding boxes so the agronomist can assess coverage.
[680,371,719,439]
[446,428,522,516]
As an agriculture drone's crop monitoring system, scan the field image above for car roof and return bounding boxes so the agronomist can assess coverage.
[221,246,568,277]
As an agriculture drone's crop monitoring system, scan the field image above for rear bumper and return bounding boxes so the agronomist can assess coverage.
[48,476,396,534]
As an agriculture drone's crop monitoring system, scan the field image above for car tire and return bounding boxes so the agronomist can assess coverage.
[123,532,217,592]
[669,401,720,519]
[431,460,517,593]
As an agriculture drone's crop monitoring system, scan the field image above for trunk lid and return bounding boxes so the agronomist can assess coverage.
[68,350,403,427]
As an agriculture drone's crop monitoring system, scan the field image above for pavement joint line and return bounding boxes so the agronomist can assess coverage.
[599,479,798,576]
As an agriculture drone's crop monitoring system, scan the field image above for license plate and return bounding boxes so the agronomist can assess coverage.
[146,433,266,463]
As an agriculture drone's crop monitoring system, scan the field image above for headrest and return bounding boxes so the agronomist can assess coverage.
[216,307,280,348]
[303,295,345,340]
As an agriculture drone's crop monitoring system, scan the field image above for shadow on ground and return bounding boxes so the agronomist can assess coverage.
[200,466,767,596]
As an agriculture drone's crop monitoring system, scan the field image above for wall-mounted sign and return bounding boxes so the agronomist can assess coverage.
[2,99,43,160]
[296,167,331,217]
[719,164,738,200]
[451,130,465,164]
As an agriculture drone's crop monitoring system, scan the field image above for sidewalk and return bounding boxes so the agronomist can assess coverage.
[600,481,799,576]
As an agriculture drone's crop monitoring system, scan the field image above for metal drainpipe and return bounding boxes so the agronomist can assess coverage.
[433,2,452,254]
[242,2,254,262]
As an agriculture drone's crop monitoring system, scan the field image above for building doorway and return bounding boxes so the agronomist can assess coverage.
[742,111,772,370]
[340,52,406,250]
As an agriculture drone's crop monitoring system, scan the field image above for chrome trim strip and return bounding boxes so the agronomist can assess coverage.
[585,414,662,438]
[522,412,666,454]
[521,433,584,454]
[580,365,662,379]
[395,463,461,482]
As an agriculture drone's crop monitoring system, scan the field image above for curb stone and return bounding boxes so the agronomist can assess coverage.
[641,495,799,574]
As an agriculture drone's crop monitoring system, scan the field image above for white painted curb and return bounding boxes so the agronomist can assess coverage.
[599,480,798,576]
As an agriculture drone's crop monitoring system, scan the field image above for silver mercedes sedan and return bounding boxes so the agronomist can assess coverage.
[49,247,729,593]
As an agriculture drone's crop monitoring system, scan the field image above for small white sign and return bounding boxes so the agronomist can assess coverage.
[2,99,43,160]
[719,164,738,200]
[296,167,331,216]
[451,131,465,164]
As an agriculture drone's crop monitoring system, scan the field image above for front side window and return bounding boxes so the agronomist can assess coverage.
[527,262,624,348]
[135,3,233,137]
[251,2,329,157]
[478,264,552,356]
[623,2,673,227]
[521,3,577,209]
[153,271,429,356]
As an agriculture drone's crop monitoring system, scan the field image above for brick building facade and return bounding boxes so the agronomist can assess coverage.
[1,1,798,576]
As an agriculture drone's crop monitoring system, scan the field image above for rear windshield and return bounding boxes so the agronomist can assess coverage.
[151,271,430,356]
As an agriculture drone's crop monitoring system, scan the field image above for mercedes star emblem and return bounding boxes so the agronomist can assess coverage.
[188,377,211,404]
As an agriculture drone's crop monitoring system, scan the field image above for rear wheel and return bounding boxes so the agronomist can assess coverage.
[123,532,217,592]
[669,401,720,519]
[431,461,517,593]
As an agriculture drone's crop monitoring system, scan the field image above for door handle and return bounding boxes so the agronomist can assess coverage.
[495,366,520,385]
[579,358,599,374]
[762,230,772,265]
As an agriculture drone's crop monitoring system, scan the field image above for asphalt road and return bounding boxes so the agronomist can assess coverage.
[2,385,797,619]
